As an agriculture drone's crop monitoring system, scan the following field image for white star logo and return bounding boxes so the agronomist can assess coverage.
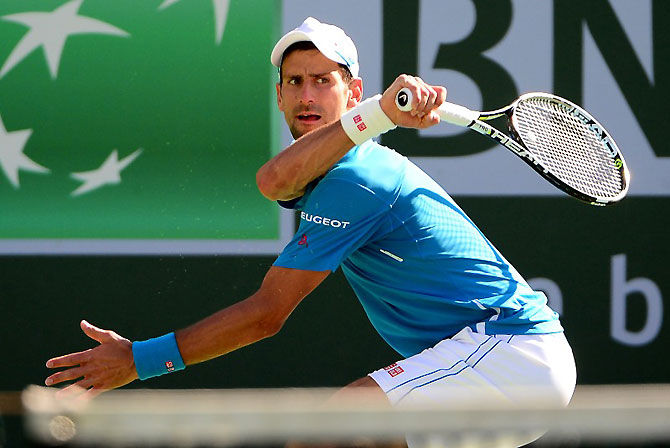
[0,114,49,188]
[1,0,129,79]
[158,0,230,45]
[70,148,142,197]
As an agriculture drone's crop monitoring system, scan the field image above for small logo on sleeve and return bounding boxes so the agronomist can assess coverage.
[165,361,175,372]
[298,234,308,247]
[383,363,405,377]
[300,212,350,229]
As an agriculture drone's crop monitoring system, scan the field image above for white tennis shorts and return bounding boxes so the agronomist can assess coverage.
[369,327,576,447]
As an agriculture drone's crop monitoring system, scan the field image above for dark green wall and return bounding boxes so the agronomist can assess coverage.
[2,197,668,446]
[3,197,667,390]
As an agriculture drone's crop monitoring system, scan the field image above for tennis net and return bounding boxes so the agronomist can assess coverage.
[22,384,670,447]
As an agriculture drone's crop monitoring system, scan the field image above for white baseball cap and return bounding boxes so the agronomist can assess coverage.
[271,17,359,78]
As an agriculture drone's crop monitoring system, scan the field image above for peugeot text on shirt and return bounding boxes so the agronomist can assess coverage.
[300,211,350,229]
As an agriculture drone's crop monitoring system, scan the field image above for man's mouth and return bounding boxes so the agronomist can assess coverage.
[297,112,322,122]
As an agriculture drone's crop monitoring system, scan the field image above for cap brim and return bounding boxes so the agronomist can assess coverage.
[271,31,357,77]
[271,31,312,67]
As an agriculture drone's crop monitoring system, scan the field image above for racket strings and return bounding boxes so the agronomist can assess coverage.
[513,99,623,199]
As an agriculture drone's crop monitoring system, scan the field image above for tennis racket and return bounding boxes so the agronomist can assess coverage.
[395,88,630,206]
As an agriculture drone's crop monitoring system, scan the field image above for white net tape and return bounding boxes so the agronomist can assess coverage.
[23,384,670,447]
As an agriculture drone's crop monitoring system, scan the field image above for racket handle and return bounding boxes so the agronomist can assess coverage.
[395,87,478,127]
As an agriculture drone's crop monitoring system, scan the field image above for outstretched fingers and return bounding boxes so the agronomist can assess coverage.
[45,320,137,396]
[46,349,91,369]
[80,320,116,344]
[45,366,86,386]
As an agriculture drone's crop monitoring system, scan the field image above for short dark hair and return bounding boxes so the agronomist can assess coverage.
[278,41,353,86]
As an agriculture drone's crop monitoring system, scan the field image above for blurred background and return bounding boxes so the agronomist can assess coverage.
[1,0,667,446]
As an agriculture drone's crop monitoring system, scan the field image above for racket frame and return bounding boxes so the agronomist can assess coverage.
[441,92,630,206]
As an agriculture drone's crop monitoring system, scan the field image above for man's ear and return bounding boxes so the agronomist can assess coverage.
[347,78,363,109]
[276,82,284,111]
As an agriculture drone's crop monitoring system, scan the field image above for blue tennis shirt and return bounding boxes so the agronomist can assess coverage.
[274,140,562,357]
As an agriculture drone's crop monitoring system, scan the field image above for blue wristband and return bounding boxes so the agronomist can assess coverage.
[132,332,185,380]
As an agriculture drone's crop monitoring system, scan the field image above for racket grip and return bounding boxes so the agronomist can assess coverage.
[395,88,413,111]
[394,87,478,127]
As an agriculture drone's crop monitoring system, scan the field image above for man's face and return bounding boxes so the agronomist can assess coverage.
[276,49,355,139]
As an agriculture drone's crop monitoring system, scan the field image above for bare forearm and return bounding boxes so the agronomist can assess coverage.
[256,120,355,201]
[175,294,282,365]
[174,267,328,366]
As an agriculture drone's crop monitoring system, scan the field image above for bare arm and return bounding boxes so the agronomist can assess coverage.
[256,119,355,201]
[45,267,330,395]
[176,266,329,364]
[256,75,447,201]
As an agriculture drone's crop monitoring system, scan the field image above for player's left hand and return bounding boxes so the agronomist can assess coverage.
[45,320,138,398]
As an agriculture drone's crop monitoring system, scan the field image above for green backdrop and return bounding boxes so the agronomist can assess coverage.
[0,0,282,243]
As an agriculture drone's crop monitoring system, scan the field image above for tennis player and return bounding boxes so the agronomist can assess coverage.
[46,17,576,447]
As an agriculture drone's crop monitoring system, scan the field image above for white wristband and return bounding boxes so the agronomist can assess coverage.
[340,95,397,145]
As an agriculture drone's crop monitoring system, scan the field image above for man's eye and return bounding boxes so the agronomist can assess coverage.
[288,78,298,85]
[317,78,329,84]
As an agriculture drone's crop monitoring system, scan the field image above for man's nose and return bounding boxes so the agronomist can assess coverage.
[297,82,316,104]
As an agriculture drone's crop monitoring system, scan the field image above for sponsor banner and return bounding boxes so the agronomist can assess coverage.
[3,0,666,255]
[0,0,290,254]
[385,0,669,196]
[457,197,667,354]
[283,0,669,196]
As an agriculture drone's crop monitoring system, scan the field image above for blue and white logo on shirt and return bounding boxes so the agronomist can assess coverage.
[300,211,350,229]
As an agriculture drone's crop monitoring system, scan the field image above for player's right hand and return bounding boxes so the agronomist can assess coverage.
[379,75,447,129]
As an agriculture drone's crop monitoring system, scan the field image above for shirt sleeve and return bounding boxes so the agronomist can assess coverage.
[274,178,390,272]
[276,177,323,210]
